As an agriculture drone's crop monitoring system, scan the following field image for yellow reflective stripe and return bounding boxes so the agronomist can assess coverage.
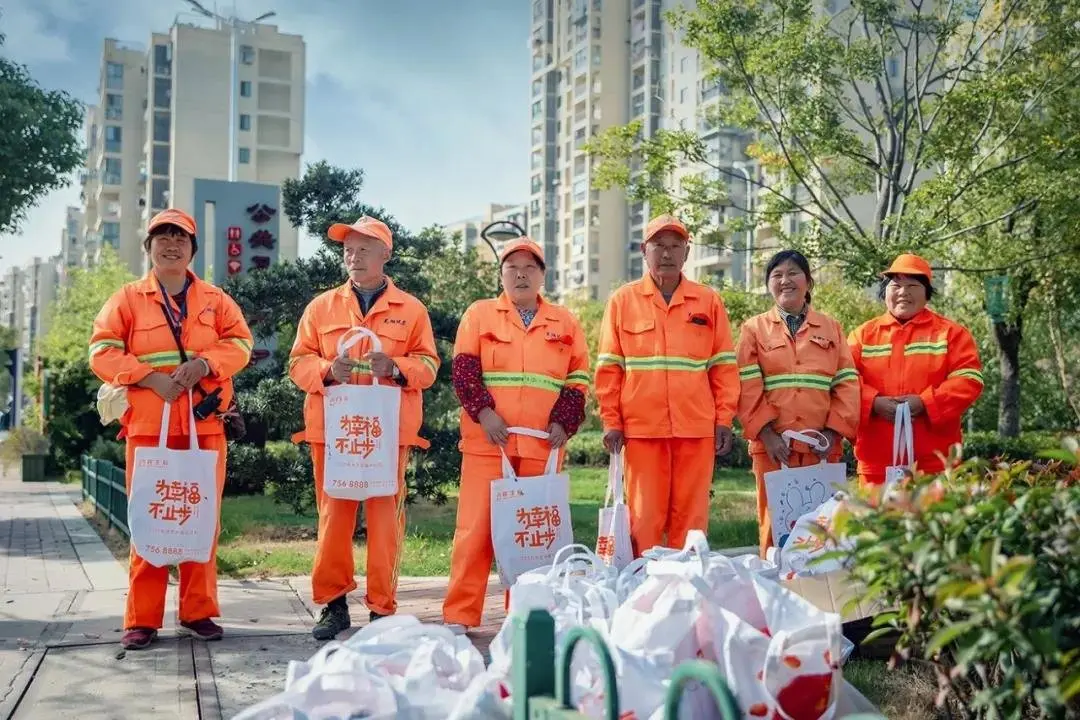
[419,355,438,375]
[831,367,859,387]
[483,371,565,393]
[739,364,763,381]
[624,355,709,372]
[88,339,124,358]
[762,373,832,391]
[861,344,891,358]
[228,336,253,353]
[597,353,625,368]
[904,340,948,356]
[949,368,984,384]
[708,351,736,368]
[135,350,199,368]
[566,370,591,385]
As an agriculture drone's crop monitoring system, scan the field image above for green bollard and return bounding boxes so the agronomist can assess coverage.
[663,660,741,720]
[555,626,619,718]
[512,609,557,720]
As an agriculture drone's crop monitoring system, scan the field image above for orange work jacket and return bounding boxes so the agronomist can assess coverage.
[88,270,253,438]
[595,274,739,438]
[848,308,984,476]
[454,293,590,460]
[288,278,439,448]
[736,308,860,454]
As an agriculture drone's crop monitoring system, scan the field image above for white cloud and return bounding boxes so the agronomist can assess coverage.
[0,1,72,64]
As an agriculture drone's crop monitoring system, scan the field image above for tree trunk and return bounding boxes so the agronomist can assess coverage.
[994,319,1022,437]
[1045,298,1080,428]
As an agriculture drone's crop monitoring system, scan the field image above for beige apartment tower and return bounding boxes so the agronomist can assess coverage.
[80,21,305,277]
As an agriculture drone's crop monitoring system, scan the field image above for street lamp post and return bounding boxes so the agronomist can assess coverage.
[182,1,276,182]
[730,160,756,289]
[479,220,527,263]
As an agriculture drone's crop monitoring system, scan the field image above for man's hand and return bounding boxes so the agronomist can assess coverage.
[815,429,840,458]
[478,407,509,447]
[715,425,734,457]
[138,372,184,402]
[171,359,209,390]
[900,395,926,416]
[872,396,900,420]
[602,428,625,454]
[760,425,791,465]
[329,356,353,384]
[365,351,397,379]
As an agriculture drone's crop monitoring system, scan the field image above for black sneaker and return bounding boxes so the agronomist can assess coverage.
[312,600,351,641]
[369,610,389,623]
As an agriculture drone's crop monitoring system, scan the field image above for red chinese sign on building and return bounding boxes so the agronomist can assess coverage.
[333,414,383,458]
[513,504,562,550]
[148,479,203,526]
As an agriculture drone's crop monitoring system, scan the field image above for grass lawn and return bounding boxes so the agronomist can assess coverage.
[213,467,759,578]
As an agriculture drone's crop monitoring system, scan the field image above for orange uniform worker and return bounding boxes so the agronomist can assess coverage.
[849,254,983,484]
[735,251,860,556]
[595,215,739,557]
[288,216,439,641]
[88,209,253,651]
[442,237,589,634]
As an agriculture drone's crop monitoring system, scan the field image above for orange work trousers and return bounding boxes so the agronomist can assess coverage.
[310,444,410,615]
[124,433,226,630]
[623,437,714,558]
[443,451,559,628]
[752,449,842,557]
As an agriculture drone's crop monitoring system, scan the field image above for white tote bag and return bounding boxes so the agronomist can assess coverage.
[323,327,401,501]
[596,451,633,570]
[763,430,848,549]
[490,426,574,588]
[883,401,913,497]
[127,392,220,568]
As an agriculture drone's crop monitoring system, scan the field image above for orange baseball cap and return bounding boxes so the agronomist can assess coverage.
[644,214,690,244]
[327,216,393,250]
[499,236,546,268]
[147,208,197,236]
[883,253,933,282]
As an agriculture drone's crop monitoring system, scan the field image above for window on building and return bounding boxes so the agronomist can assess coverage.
[240,45,256,64]
[154,44,172,75]
[240,80,253,97]
[104,126,122,153]
[153,112,170,142]
[532,79,543,97]
[679,87,688,103]
[574,48,587,70]
[238,147,251,164]
[102,222,120,247]
[532,125,543,145]
[103,158,121,185]
[105,93,122,120]
[680,57,688,73]
[532,0,544,20]
[151,179,168,210]
[153,77,171,109]
[105,61,123,90]
[631,93,645,117]
[532,100,543,120]
[592,46,601,66]
[531,174,543,193]
[240,114,252,131]
[152,145,169,176]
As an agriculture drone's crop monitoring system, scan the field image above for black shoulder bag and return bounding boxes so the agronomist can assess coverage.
[158,300,247,441]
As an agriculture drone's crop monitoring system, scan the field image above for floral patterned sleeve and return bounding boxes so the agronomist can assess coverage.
[549,387,586,435]
[452,353,495,422]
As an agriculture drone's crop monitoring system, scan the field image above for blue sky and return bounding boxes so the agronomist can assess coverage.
[0,0,531,272]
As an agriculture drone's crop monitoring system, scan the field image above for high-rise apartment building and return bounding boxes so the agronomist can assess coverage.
[80,20,305,277]
[58,206,84,284]
[444,203,529,261]
[19,258,60,358]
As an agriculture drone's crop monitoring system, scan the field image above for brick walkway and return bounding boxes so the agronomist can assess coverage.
[0,480,506,719]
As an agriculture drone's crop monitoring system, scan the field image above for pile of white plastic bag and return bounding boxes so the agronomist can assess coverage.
[233,528,883,720]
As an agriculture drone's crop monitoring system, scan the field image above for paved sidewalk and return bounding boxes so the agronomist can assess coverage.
[0,481,505,719]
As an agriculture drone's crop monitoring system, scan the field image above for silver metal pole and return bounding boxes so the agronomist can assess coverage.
[12,346,22,428]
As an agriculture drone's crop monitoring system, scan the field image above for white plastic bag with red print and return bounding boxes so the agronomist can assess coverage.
[127,393,219,568]
[697,572,844,720]
[779,492,852,579]
[596,452,633,570]
[490,427,575,587]
[322,327,401,501]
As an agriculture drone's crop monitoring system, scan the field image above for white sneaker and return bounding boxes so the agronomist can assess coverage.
[444,623,468,636]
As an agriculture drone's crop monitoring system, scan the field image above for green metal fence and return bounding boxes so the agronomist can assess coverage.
[81,454,129,537]
[512,608,886,719]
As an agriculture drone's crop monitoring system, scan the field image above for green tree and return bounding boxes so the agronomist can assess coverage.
[0,28,83,235]
[589,0,1080,435]
[223,163,492,503]
[0,325,17,401]
[37,247,134,469]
